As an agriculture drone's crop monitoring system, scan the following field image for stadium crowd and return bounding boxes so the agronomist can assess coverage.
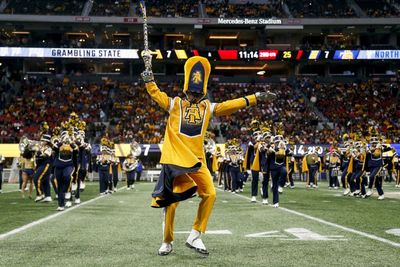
[203,0,285,18]
[4,0,85,15]
[285,0,356,18]
[135,0,199,17]
[299,79,400,143]
[90,0,131,17]
[355,0,400,17]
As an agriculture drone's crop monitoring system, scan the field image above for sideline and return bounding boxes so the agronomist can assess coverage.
[0,186,127,241]
[217,188,400,248]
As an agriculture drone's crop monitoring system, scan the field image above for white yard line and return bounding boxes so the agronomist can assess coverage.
[0,186,127,241]
[1,190,20,194]
[217,188,400,248]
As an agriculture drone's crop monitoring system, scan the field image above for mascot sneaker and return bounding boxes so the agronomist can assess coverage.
[158,242,173,256]
[185,229,209,256]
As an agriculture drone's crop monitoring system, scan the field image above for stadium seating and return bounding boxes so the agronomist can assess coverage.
[4,0,85,15]
[355,0,400,17]
[285,0,356,18]
[204,0,285,18]
[90,0,131,17]
[135,0,200,17]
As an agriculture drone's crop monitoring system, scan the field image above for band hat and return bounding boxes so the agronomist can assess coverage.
[183,56,211,98]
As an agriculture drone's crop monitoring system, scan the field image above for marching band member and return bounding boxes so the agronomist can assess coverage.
[285,144,297,189]
[215,147,225,188]
[50,126,61,198]
[97,137,111,195]
[394,154,400,188]
[258,124,273,204]
[75,120,91,203]
[246,123,263,203]
[141,53,276,256]
[33,134,53,202]
[340,136,352,196]
[123,152,138,190]
[325,145,341,189]
[0,154,4,193]
[53,126,78,210]
[227,139,244,194]
[111,144,120,192]
[223,141,232,192]
[365,128,388,200]
[302,146,321,189]
[353,141,367,197]
[267,125,288,207]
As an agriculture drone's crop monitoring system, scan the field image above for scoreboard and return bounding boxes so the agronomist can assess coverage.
[0,47,399,60]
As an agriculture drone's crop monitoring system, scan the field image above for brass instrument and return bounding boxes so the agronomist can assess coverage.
[19,136,41,153]
[123,157,138,172]
[204,138,216,154]
[130,141,142,157]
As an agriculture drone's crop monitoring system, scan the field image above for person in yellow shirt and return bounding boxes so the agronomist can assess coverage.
[141,53,276,256]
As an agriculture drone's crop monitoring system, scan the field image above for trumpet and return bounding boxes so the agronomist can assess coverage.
[19,136,41,153]
[130,141,142,157]
[204,138,216,154]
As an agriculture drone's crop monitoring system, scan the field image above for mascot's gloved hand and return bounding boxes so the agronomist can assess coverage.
[255,91,277,101]
[141,51,154,83]
[141,69,154,83]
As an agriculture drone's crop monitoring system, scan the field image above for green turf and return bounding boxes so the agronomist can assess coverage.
[0,182,101,234]
[0,181,399,267]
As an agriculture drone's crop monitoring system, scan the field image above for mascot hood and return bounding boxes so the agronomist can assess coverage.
[183,56,211,98]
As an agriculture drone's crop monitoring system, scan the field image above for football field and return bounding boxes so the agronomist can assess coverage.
[0,181,399,267]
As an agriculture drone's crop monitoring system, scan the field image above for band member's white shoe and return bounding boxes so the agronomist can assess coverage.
[366,189,372,197]
[65,192,71,199]
[251,196,257,203]
[262,199,268,205]
[42,197,52,202]
[35,195,45,202]
[377,195,385,200]
[273,203,279,208]
[343,188,350,196]
[278,186,283,193]
[75,198,81,204]
[65,201,72,208]
[158,242,173,256]
[56,207,65,211]
[186,229,209,256]
[80,182,86,190]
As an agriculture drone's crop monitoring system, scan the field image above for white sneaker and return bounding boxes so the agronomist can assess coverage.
[334,186,338,190]
[113,189,117,192]
[231,191,236,194]
[366,189,372,197]
[239,188,243,192]
[42,197,52,202]
[278,186,283,193]
[127,187,131,190]
[343,188,350,196]
[65,192,71,199]
[217,184,223,188]
[35,195,45,202]
[56,206,65,211]
[65,201,72,208]
[158,242,173,256]
[290,185,295,189]
[285,182,290,188]
[185,229,209,255]
[75,198,81,204]
[131,184,135,189]
[314,185,318,189]
[262,199,268,205]
[80,182,86,190]
[273,203,279,208]
[378,195,385,200]
[251,196,257,203]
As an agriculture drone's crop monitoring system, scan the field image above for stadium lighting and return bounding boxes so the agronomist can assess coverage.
[257,70,266,75]
[209,33,239,40]
[12,31,30,35]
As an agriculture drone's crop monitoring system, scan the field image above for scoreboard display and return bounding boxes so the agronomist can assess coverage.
[142,49,399,61]
[0,47,399,60]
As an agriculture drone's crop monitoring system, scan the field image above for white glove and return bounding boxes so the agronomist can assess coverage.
[255,91,277,101]
[141,51,154,83]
